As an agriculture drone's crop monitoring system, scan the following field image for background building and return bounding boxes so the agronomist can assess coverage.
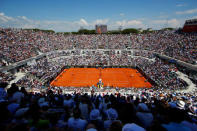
[95,25,107,34]
[182,19,197,32]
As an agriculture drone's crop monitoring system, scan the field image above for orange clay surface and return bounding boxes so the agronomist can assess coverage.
[50,68,152,88]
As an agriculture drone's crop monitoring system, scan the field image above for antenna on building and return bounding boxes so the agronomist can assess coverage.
[164,19,169,29]
[118,26,122,31]
[80,26,84,30]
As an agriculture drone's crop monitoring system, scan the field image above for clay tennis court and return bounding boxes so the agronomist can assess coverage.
[50,68,152,88]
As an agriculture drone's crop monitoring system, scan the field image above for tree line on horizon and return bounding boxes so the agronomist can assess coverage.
[24,27,174,35]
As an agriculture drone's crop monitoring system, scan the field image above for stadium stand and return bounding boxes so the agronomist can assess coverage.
[182,19,197,33]
[0,28,196,64]
[0,27,197,131]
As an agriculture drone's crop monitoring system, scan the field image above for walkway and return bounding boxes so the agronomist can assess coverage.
[175,71,196,93]
[7,72,26,88]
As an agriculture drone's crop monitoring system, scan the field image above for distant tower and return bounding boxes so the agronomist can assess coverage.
[182,18,197,32]
[163,19,169,29]
[118,26,122,31]
[80,26,84,30]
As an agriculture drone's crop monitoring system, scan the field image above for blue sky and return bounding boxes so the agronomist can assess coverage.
[0,0,197,32]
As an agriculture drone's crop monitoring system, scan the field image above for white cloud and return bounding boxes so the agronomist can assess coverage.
[176,4,186,7]
[0,13,144,31]
[192,16,197,19]
[0,12,146,31]
[167,19,181,27]
[116,20,143,27]
[0,12,187,31]
[176,8,197,15]
[0,12,14,22]
[22,24,36,29]
[152,20,167,24]
[17,16,33,23]
[152,19,183,28]
[18,16,28,20]
[0,13,91,31]
[120,13,125,16]
[116,20,126,26]
[127,20,142,25]
[92,19,109,25]
[158,15,168,19]
[79,18,88,26]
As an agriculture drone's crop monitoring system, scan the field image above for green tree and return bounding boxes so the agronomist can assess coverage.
[78,29,96,34]
[122,28,139,34]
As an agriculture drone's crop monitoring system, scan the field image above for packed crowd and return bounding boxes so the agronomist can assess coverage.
[0,82,197,131]
[10,53,189,92]
[130,31,197,64]
[47,50,133,66]
[0,36,195,92]
[0,27,197,131]
[134,58,188,89]
[0,28,196,65]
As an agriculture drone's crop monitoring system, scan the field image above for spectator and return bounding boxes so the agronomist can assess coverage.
[0,82,8,101]
[136,103,153,128]
[122,123,145,131]
[68,107,87,131]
